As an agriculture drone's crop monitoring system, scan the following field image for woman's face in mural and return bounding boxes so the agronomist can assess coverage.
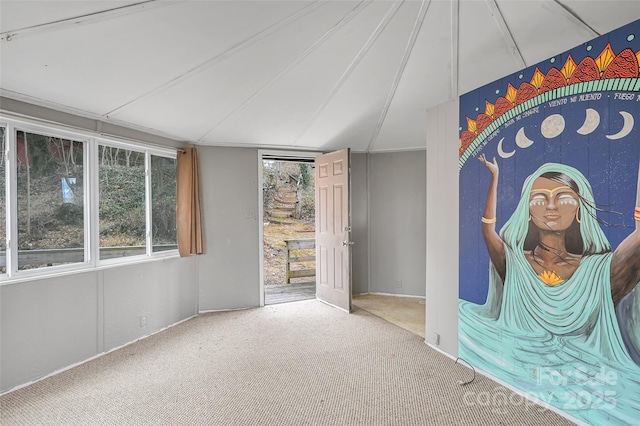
[529,177,580,231]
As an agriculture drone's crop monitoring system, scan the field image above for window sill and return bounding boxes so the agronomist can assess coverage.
[0,251,181,286]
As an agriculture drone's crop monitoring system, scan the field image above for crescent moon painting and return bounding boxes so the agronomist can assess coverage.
[541,114,565,138]
[606,111,634,140]
[497,137,515,158]
[515,128,534,148]
[458,20,640,426]
[577,108,600,135]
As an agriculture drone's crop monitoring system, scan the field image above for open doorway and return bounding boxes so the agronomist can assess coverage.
[259,153,317,305]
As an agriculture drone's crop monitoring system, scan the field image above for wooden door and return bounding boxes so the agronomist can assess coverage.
[315,148,351,312]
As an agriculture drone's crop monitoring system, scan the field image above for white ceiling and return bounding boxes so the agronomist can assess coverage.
[1,1,639,152]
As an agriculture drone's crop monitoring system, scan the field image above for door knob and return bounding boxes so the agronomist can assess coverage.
[342,241,354,246]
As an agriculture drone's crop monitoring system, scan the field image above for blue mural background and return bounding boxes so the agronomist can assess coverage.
[458,19,640,425]
[459,20,640,305]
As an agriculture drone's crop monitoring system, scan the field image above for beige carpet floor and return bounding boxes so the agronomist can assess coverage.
[0,300,575,426]
[353,294,425,338]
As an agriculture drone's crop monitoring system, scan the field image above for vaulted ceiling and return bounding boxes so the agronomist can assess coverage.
[1,1,639,152]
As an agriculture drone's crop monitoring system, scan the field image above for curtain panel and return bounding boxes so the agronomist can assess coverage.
[177,147,204,256]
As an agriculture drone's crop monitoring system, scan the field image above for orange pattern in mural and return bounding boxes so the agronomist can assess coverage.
[459,44,640,157]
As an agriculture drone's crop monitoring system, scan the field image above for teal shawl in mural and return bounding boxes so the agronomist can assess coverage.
[459,163,640,425]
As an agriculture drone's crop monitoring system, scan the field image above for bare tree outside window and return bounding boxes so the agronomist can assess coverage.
[151,155,177,252]
[99,145,146,259]
[16,130,85,270]
[0,121,179,277]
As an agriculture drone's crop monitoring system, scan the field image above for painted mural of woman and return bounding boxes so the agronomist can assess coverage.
[458,158,640,424]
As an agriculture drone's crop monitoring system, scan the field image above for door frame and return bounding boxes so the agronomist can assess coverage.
[258,149,322,307]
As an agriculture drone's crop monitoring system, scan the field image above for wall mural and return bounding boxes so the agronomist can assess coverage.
[458,20,640,425]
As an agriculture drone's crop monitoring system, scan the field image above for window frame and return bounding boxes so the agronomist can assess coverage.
[0,114,179,283]
[149,153,178,254]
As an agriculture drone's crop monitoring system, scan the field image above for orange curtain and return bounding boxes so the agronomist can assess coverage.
[177,147,204,257]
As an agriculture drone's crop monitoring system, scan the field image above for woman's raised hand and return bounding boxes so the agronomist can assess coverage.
[478,154,499,176]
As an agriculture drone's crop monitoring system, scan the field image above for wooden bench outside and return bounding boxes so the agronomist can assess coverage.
[284,238,315,283]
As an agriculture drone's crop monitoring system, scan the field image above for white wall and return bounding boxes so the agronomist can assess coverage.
[196,146,261,311]
[368,151,426,296]
[0,98,433,393]
[1,256,197,393]
[425,100,459,355]
[0,99,198,393]
[350,152,369,295]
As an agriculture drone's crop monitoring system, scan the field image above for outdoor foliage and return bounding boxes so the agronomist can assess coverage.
[151,156,177,245]
[262,161,315,223]
[16,131,85,250]
[99,163,145,243]
[5,136,176,251]
[262,160,316,285]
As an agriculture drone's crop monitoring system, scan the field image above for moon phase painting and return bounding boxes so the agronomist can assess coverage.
[458,20,640,425]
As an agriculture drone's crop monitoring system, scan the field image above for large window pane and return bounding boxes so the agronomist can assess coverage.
[151,155,177,252]
[99,146,145,259]
[0,127,5,273]
[16,131,85,270]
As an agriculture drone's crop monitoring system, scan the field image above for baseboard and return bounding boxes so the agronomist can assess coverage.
[1,314,197,396]
[425,341,458,360]
[426,342,588,426]
[359,291,425,299]
[199,306,256,314]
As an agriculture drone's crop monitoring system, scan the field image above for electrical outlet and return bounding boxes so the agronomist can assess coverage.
[431,332,440,345]
[395,279,402,288]
[139,314,148,328]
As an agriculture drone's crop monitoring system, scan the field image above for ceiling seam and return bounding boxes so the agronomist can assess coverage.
[292,0,405,147]
[105,0,327,117]
[552,0,600,37]
[485,0,526,69]
[198,0,373,143]
[366,0,431,152]
[451,0,459,100]
[0,0,173,42]
[0,89,187,143]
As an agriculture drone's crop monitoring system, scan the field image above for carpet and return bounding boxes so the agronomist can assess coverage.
[0,299,575,425]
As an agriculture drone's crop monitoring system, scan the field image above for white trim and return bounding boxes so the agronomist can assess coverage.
[317,298,350,314]
[0,314,197,397]
[0,113,179,283]
[258,152,265,307]
[259,149,322,161]
[257,149,322,308]
[368,291,425,299]
[95,136,176,158]
[144,153,152,256]
[1,114,94,143]
[0,109,180,156]
[198,306,256,314]
[426,341,457,360]
[365,146,427,154]
[0,253,180,286]
[89,133,100,266]
[5,123,16,275]
[426,340,589,426]
[472,365,588,426]
[366,152,371,294]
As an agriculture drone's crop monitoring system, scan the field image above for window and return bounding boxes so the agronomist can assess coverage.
[151,155,177,252]
[16,130,85,270]
[99,145,146,260]
[0,115,178,280]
